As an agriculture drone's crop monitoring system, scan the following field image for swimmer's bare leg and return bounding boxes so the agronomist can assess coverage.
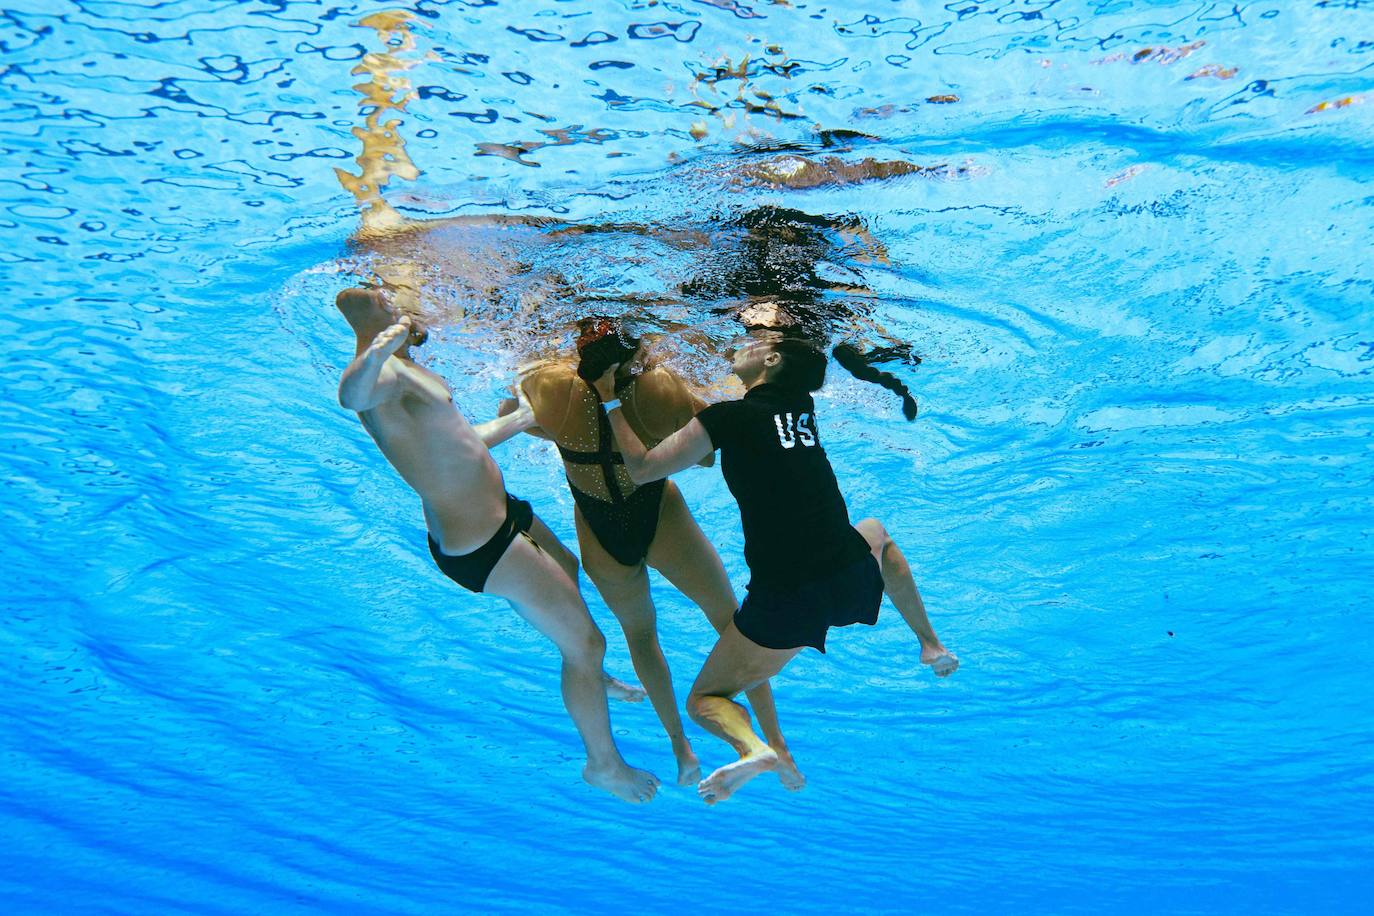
[648,482,804,790]
[484,534,659,804]
[526,513,646,704]
[578,507,700,785]
[855,518,959,676]
[687,623,801,805]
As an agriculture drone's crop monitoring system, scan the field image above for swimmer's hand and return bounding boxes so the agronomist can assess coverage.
[475,384,537,448]
[591,362,620,403]
[510,383,536,432]
[497,395,537,432]
[922,645,959,678]
[340,315,411,411]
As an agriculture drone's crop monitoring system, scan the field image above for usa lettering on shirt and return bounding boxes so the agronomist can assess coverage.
[773,411,818,449]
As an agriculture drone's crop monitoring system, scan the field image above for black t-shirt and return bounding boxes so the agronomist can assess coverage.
[696,383,870,589]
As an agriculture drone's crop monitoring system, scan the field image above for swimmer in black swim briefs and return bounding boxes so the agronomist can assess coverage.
[594,326,960,804]
[517,318,803,789]
[334,287,659,805]
[428,492,536,593]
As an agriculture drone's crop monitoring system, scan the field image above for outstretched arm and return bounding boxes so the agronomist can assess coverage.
[498,397,552,440]
[338,317,410,411]
[594,366,713,484]
[474,385,536,448]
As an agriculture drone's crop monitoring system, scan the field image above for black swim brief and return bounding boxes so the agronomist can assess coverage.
[734,551,883,653]
[568,478,666,567]
[428,493,535,593]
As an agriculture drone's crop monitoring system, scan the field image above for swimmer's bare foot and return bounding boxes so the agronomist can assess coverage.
[921,644,959,677]
[772,744,806,792]
[697,747,778,805]
[603,673,646,703]
[584,761,659,804]
[673,737,702,786]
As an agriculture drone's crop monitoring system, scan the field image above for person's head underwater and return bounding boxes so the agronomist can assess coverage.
[684,204,920,420]
[728,314,918,420]
[727,328,828,392]
[576,316,643,383]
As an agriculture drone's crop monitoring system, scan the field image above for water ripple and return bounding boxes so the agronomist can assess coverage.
[2,0,1371,912]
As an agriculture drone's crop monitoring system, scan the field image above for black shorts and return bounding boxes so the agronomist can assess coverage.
[428,493,535,593]
[734,553,883,653]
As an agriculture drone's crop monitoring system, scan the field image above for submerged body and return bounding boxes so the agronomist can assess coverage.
[334,287,659,804]
[522,339,803,789]
[592,329,958,803]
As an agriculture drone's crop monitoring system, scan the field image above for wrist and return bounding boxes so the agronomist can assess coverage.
[601,398,621,413]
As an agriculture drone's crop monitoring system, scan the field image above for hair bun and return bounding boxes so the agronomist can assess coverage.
[577,334,638,382]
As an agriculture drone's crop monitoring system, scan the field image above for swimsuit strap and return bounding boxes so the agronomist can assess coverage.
[591,385,625,503]
[557,446,625,465]
[559,375,640,503]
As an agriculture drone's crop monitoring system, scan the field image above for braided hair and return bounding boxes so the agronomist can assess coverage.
[685,205,922,420]
[831,342,918,420]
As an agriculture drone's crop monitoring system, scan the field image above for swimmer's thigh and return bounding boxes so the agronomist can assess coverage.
[691,622,801,701]
[647,481,737,628]
[485,533,600,655]
[525,512,580,583]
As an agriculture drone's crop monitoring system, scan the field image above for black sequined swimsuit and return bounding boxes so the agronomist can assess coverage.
[558,383,666,567]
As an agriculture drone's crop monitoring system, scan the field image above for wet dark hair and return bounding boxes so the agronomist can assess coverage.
[684,205,838,304]
[575,316,641,382]
[685,204,922,419]
[833,343,918,420]
[768,337,828,393]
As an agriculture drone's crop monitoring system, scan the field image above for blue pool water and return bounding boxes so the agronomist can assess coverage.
[3,1,1372,912]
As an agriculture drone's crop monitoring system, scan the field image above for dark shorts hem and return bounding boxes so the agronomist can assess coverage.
[428,493,534,594]
[734,553,883,654]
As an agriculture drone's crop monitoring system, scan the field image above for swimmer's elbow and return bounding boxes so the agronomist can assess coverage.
[338,384,372,412]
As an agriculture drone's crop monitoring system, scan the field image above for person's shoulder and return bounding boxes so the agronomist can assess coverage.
[520,360,585,433]
[695,397,746,441]
[696,395,744,415]
[631,364,691,404]
[522,360,577,398]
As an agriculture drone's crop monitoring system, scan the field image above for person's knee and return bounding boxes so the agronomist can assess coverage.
[616,615,658,646]
[560,619,606,666]
[685,688,711,723]
[583,625,607,660]
[857,517,892,554]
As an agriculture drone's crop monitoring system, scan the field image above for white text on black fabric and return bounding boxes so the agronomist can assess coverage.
[774,412,818,449]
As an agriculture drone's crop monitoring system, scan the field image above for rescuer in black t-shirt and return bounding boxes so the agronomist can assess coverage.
[591,327,959,804]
